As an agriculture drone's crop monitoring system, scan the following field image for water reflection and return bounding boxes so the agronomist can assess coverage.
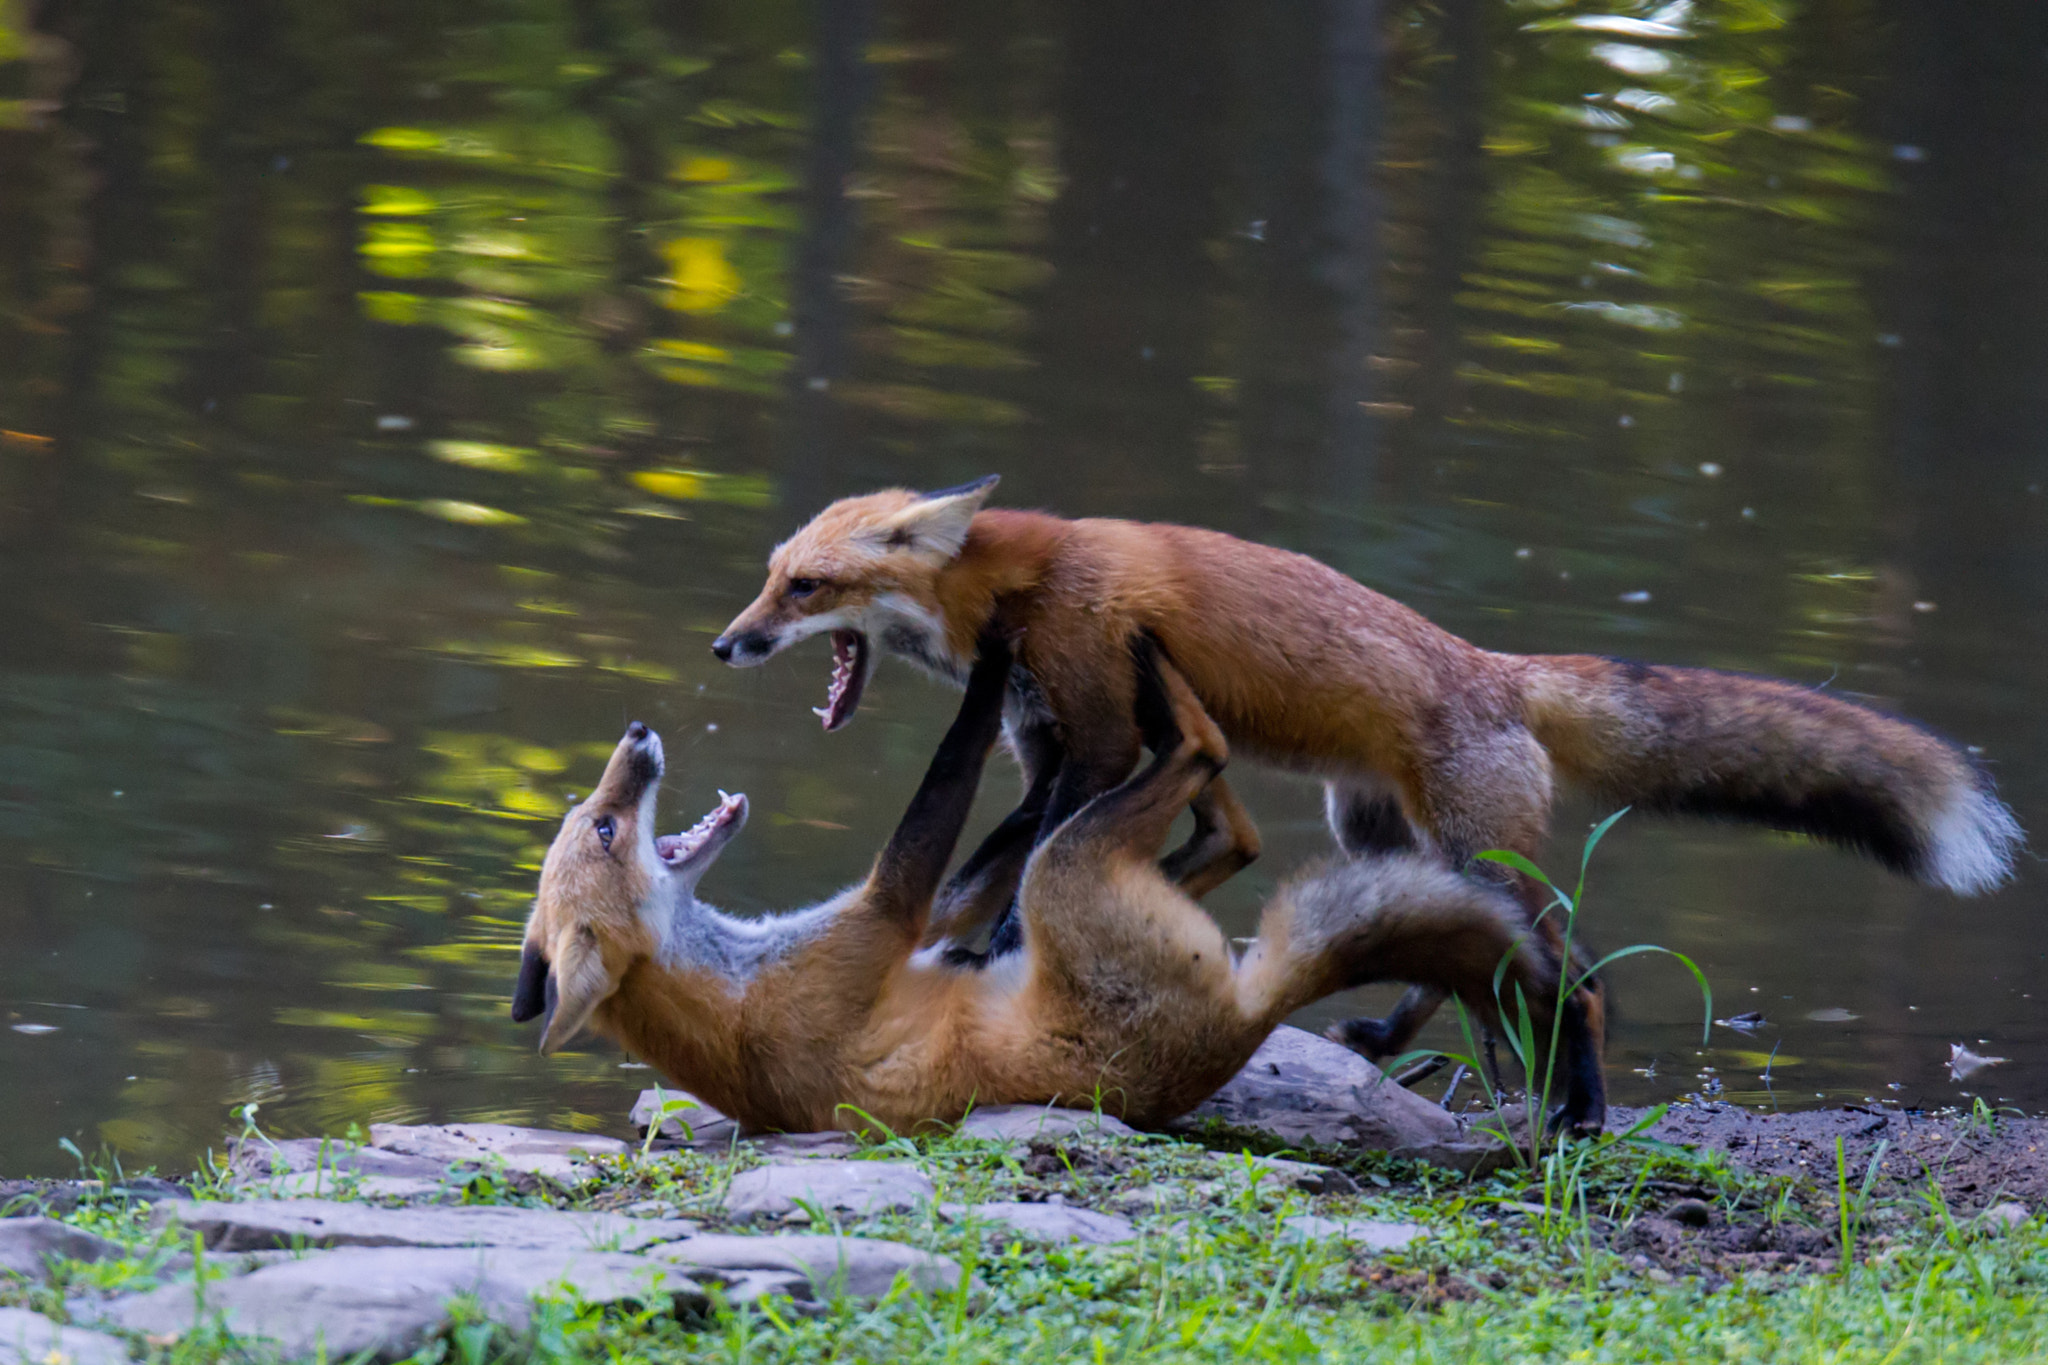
[0,0,2042,1174]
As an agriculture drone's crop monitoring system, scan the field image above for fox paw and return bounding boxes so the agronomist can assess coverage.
[1546,1098,1608,1138]
[1325,1015,1400,1061]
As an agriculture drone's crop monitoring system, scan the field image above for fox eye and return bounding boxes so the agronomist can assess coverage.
[788,577,823,599]
[593,815,615,851]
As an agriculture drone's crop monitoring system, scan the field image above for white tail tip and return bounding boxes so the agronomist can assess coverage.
[1924,784,2025,896]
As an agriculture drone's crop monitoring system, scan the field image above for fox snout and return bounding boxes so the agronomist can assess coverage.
[619,721,663,798]
[711,628,779,666]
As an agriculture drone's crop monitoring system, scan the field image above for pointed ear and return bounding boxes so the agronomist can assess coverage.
[873,475,999,563]
[537,927,614,1055]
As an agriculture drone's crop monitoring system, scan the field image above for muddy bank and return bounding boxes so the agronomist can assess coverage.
[1614,1102,2048,1212]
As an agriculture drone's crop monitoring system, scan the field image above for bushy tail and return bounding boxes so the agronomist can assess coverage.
[1236,854,1558,1029]
[1519,655,2024,895]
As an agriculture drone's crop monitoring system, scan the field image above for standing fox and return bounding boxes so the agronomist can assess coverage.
[713,477,2024,1125]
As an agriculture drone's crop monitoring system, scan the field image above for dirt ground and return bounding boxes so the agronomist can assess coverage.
[1613,1102,2048,1212]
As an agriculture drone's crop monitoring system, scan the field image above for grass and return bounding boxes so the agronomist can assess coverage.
[5,1112,2048,1364]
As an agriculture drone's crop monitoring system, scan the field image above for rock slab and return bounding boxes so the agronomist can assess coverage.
[632,1090,746,1146]
[157,1198,697,1253]
[230,1137,455,1200]
[98,1245,705,1362]
[368,1123,628,1184]
[722,1161,934,1220]
[941,1202,1137,1245]
[0,1306,132,1365]
[1281,1215,1424,1251]
[953,1106,1139,1145]
[649,1233,968,1299]
[1181,1027,1501,1169]
[0,1217,125,1280]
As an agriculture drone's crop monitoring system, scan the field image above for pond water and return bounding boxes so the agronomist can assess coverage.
[0,0,2044,1175]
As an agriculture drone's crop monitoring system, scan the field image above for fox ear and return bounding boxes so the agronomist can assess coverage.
[537,927,614,1055]
[873,475,999,562]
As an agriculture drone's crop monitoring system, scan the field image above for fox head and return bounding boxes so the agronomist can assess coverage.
[711,475,999,730]
[512,722,747,1055]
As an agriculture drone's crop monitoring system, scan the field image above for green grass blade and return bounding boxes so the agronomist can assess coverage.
[1568,943,1713,1043]
[1474,848,1559,893]
[1574,806,1631,901]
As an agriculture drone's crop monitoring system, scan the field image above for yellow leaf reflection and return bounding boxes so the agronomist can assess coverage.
[675,155,735,182]
[428,441,536,474]
[418,499,526,526]
[660,236,743,313]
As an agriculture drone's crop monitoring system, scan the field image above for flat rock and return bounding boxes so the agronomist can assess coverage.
[1983,1202,2030,1230]
[1,1178,185,1216]
[155,1198,697,1253]
[368,1123,628,1184]
[631,1090,745,1146]
[1231,1154,1358,1194]
[630,1093,855,1156]
[230,1137,452,1200]
[722,1162,934,1221]
[941,1202,1136,1245]
[0,1217,125,1280]
[751,1132,859,1159]
[1281,1215,1424,1251]
[648,1233,968,1299]
[98,1245,705,1362]
[1178,1027,1502,1170]
[0,1306,132,1365]
[1108,1182,1204,1216]
[268,1171,453,1200]
[953,1106,1139,1145]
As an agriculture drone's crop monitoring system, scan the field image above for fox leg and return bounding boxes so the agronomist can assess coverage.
[928,718,1065,948]
[866,631,1015,928]
[1324,776,1420,855]
[983,674,1147,957]
[1157,770,1261,899]
[1321,777,1437,1060]
[1324,726,1580,1097]
[1129,639,1259,898]
[1325,984,1446,1065]
[1017,650,1233,965]
[1010,659,1265,1121]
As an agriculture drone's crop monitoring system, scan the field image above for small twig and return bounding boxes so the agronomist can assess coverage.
[1440,1063,1470,1110]
[1392,1055,1449,1088]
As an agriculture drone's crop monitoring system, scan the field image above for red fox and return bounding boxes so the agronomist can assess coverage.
[514,634,1592,1132]
[712,477,2025,1120]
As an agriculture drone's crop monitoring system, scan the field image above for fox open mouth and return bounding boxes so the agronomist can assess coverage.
[656,790,748,871]
[812,629,871,731]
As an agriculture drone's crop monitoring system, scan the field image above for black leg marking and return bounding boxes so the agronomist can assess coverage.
[871,632,1013,915]
[1547,991,1609,1135]
[1334,791,1416,854]
[934,719,1064,936]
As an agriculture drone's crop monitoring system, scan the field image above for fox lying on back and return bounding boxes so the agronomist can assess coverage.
[714,477,2025,1128]
[513,636,1593,1133]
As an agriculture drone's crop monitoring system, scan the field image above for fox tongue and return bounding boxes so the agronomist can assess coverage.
[814,629,868,731]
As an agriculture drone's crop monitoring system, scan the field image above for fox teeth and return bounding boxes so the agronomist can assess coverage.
[812,705,831,719]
